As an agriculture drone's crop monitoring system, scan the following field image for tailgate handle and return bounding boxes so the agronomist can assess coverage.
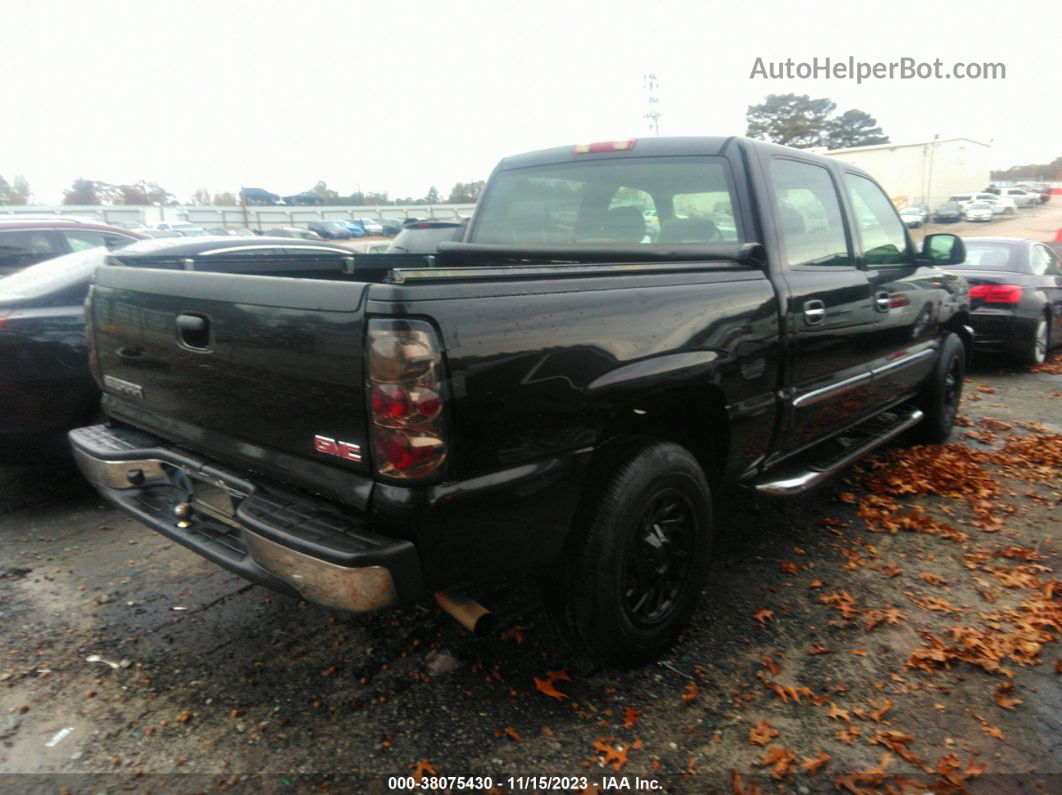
[176,313,210,349]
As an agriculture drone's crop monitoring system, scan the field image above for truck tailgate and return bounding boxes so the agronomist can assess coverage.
[91,266,373,491]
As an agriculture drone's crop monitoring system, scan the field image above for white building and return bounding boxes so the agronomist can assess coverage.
[819,137,991,209]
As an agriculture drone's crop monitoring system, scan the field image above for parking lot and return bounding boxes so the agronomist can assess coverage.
[1,209,1059,793]
[908,199,1061,245]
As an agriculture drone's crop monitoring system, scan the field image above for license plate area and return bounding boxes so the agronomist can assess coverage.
[190,478,241,528]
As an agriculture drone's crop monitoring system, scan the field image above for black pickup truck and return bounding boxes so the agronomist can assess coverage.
[70,137,971,666]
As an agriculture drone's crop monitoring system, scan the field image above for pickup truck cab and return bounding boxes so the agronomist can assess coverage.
[71,137,971,666]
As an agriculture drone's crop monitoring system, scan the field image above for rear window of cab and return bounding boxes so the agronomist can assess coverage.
[471,156,741,246]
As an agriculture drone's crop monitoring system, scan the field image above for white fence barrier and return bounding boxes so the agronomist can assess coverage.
[0,204,477,230]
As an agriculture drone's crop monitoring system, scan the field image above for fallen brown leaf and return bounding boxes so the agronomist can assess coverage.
[758,746,797,780]
[682,681,699,703]
[800,749,831,774]
[411,759,437,783]
[748,719,779,746]
[753,609,774,626]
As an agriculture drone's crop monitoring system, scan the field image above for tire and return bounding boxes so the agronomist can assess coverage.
[543,438,713,668]
[912,333,965,444]
[1025,316,1050,366]
[1005,207,1015,216]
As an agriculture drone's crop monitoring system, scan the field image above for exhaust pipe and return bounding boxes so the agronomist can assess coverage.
[434,591,496,636]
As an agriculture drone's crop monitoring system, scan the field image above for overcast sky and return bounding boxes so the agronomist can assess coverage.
[3,0,1058,204]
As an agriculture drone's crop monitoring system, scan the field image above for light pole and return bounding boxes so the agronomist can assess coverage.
[925,133,939,223]
[643,73,661,136]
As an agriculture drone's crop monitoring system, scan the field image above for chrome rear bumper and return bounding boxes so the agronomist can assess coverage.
[70,424,423,612]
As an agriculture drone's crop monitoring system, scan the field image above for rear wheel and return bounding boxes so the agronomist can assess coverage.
[544,438,713,668]
[1026,316,1050,366]
[912,333,965,444]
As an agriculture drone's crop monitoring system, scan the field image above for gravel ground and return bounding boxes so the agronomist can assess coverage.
[1,257,1061,793]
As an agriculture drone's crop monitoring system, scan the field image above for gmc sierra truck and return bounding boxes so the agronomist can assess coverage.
[70,137,972,666]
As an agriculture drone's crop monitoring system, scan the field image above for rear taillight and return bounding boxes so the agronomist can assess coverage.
[367,319,447,479]
[970,284,1023,304]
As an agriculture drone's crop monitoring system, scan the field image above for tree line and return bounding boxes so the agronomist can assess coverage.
[990,156,1062,182]
[294,180,485,206]
[0,175,32,204]
[0,176,485,206]
[745,93,890,149]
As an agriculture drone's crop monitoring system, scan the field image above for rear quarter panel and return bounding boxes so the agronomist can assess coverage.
[366,267,781,586]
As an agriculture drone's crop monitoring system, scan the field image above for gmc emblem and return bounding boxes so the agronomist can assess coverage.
[314,435,362,463]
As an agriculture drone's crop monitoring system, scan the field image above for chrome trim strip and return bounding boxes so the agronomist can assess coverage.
[871,349,935,378]
[792,371,871,409]
[755,408,924,497]
[242,531,397,612]
[197,244,351,256]
[387,260,744,283]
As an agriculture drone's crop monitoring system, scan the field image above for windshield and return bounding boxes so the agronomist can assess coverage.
[961,243,1022,272]
[471,156,740,246]
[0,246,105,305]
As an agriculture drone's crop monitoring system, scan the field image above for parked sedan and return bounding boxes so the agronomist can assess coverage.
[352,217,384,236]
[932,203,963,223]
[379,218,404,237]
[332,220,367,238]
[997,188,1040,208]
[307,221,352,240]
[0,247,109,459]
[207,226,257,236]
[156,222,210,237]
[950,237,1062,365]
[964,202,995,223]
[899,206,926,228]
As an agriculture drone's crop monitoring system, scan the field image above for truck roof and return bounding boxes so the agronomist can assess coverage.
[497,135,871,179]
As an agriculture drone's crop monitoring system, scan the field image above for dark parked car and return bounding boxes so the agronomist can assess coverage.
[332,220,367,238]
[0,220,143,277]
[387,220,467,253]
[950,237,1062,365]
[0,247,110,458]
[379,219,404,237]
[71,136,973,667]
[932,203,963,223]
[282,192,324,206]
[241,187,281,205]
[307,221,352,240]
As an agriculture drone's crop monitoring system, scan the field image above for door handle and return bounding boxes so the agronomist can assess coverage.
[874,290,891,312]
[803,299,826,325]
[176,313,210,349]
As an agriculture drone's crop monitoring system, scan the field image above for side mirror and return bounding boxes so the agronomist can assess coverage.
[922,233,965,266]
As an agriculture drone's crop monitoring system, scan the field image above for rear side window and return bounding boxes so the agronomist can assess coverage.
[472,156,740,246]
[769,158,850,268]
[0,229,62,274]
[63,229,135,251]
[1030,245,1052,276]
[844,173,912,267]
